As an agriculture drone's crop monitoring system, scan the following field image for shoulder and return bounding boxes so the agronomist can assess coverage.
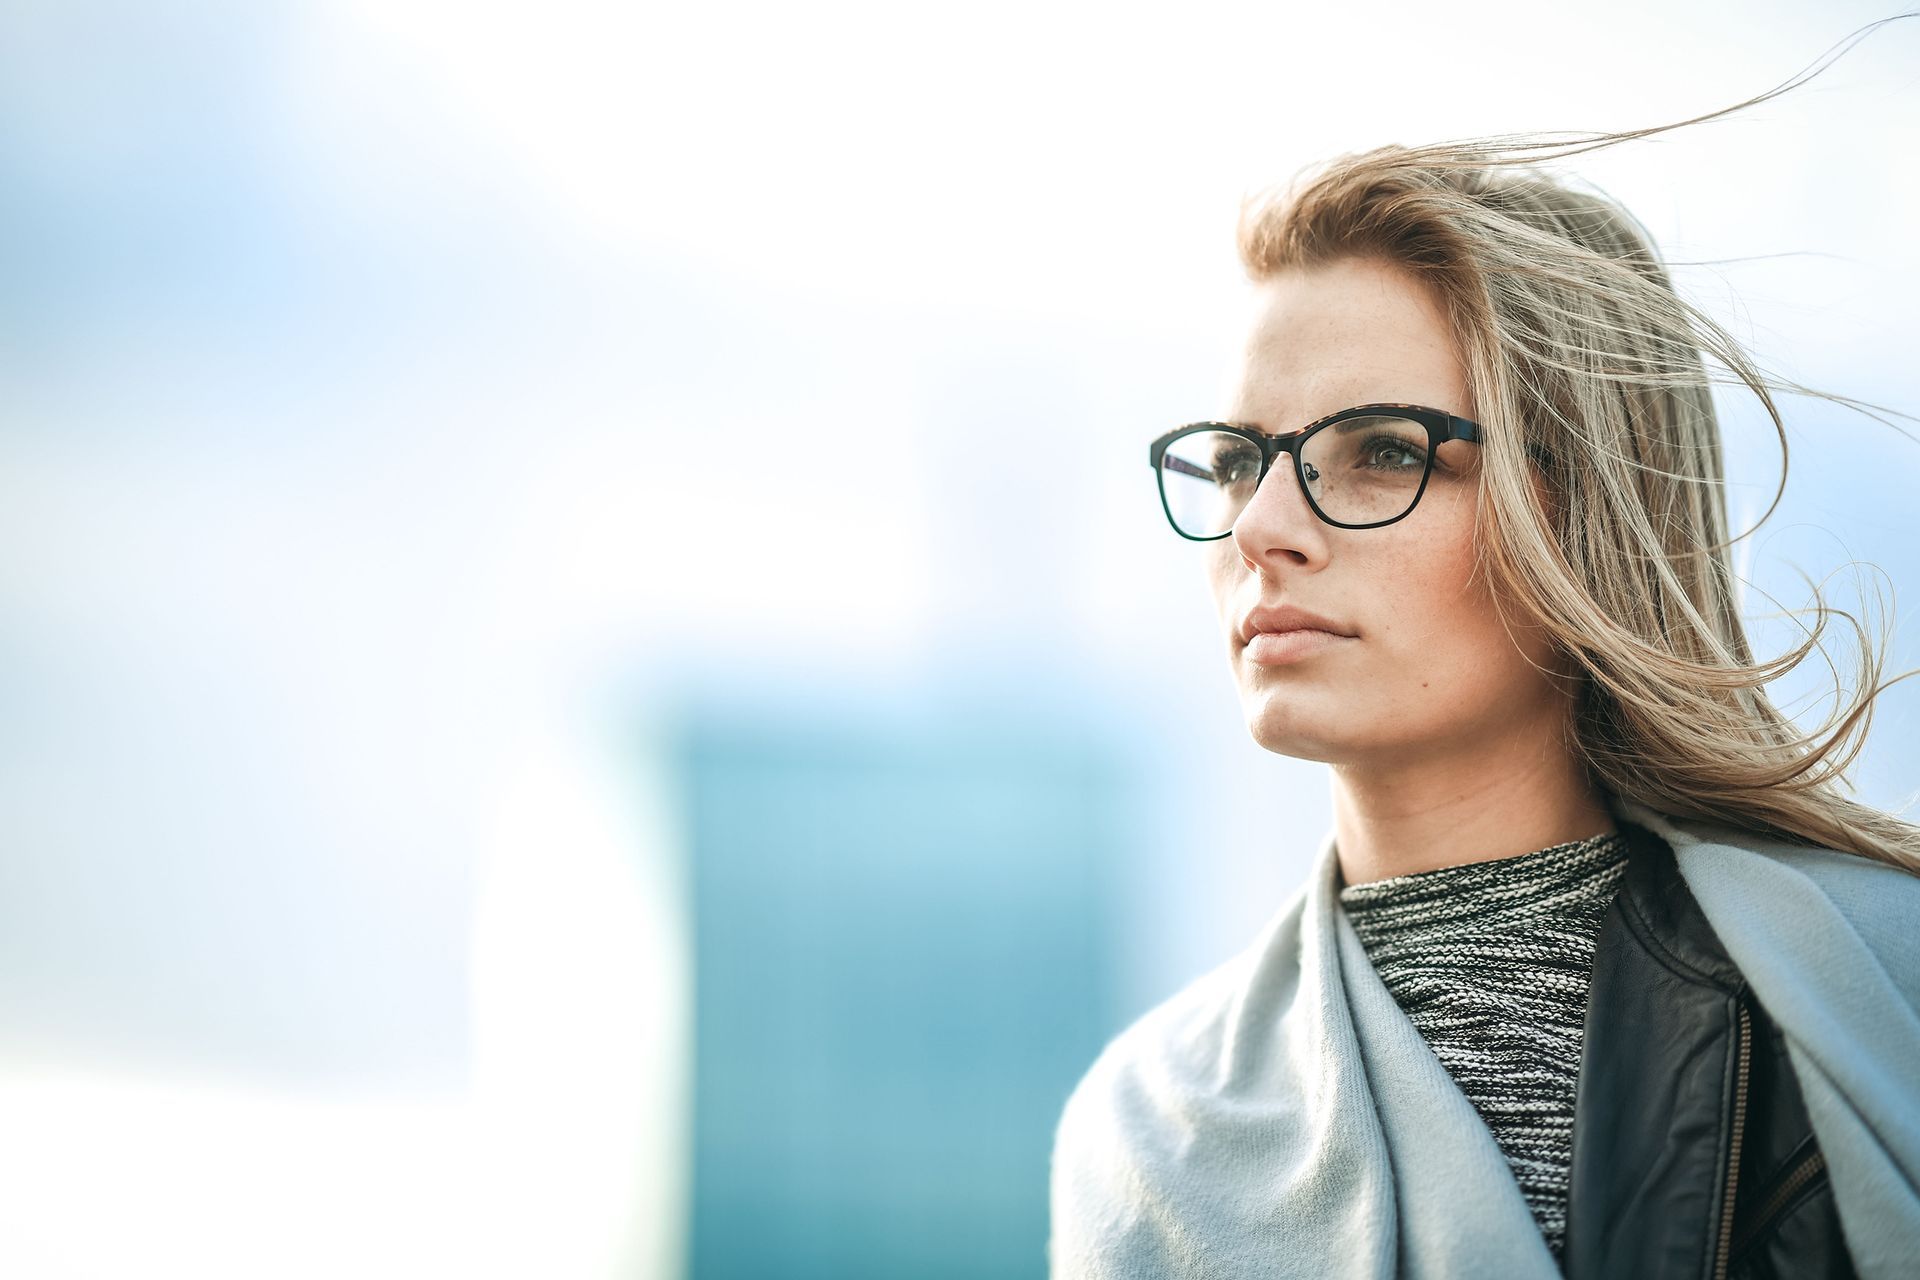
[1048,946,1259,1262]
[1052,865,1321,1154]
[1613,794,1920,901]
[1733,832,1920,1002]
[1054,857,1329,1154]
[1057,950,1244,1130]
[1617,796,1920,1006]
[1051,916,1289,1188]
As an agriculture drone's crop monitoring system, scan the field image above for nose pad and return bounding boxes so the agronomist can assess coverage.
[1244,452,1313,522]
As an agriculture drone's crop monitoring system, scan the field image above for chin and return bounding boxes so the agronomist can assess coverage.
[1243,708,1344,764]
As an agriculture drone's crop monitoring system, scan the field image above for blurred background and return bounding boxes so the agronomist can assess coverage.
[0,0,1916,1274]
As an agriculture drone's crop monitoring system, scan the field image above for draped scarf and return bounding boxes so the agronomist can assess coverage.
[1046,796,1920,1279]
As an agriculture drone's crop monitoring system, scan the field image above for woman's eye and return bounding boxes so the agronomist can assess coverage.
[1364,438,1426,470]
[1215,453,1260,483]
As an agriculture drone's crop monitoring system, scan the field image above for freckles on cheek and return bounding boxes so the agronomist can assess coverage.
[1349,617,1431,699]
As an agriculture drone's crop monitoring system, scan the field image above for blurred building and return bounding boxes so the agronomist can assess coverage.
[667,684,1135,1278]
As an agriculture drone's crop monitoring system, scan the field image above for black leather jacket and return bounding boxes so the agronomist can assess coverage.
[1562,820,1856,1279]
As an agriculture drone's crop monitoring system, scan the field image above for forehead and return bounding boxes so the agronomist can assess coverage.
[1230,257,1468,426]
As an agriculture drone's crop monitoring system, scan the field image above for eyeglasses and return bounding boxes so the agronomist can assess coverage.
[1147,403,1484,540]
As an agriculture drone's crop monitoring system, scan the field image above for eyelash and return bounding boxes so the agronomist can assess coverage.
[1362,437,1429,470]
[1217,435,1433,480]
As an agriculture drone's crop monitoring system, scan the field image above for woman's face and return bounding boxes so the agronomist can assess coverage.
[1207,254,1566,767]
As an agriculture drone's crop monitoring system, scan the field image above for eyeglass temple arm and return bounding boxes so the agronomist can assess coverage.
[1162,456,1214,480]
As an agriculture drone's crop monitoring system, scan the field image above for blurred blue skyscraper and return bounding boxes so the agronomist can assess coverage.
[668,686,1136,1278]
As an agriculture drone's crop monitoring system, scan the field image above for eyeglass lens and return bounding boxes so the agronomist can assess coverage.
[1159,414,1432,536]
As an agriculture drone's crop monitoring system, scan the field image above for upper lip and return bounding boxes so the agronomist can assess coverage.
[1239,604,1357,644]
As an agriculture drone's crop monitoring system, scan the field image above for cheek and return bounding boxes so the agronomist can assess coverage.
[1373,486,1487,633]
[1366,537,1480,642]
[1373,540,1555,711]
[1355,526,1508,690]
[1203,546,1242,617]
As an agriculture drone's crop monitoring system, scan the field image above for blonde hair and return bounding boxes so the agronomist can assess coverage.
[1235,14,1920,874]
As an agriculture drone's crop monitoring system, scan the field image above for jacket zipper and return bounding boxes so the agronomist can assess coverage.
[1729,1147,1827,1261]
[1712,997,1753,1280]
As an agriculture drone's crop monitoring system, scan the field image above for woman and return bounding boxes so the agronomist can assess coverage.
[1049,21,1920,1280]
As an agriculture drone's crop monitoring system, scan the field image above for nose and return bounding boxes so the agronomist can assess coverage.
[1231,451,1330,572]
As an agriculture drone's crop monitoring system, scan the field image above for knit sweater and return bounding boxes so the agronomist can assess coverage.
[1335,827,1637,1263]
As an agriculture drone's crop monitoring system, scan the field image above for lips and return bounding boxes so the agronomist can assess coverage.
[1238,603,1356,645]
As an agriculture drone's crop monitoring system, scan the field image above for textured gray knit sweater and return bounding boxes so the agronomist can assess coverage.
[1336,827,1636,1264]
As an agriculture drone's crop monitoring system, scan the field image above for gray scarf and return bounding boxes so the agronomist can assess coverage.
[1047,797,1920,1279]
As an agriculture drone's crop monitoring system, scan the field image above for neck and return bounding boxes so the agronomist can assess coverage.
[1331,716,1616,887]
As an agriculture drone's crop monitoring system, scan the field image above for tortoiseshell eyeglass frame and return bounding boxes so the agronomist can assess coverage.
[1146,402,1486,540]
